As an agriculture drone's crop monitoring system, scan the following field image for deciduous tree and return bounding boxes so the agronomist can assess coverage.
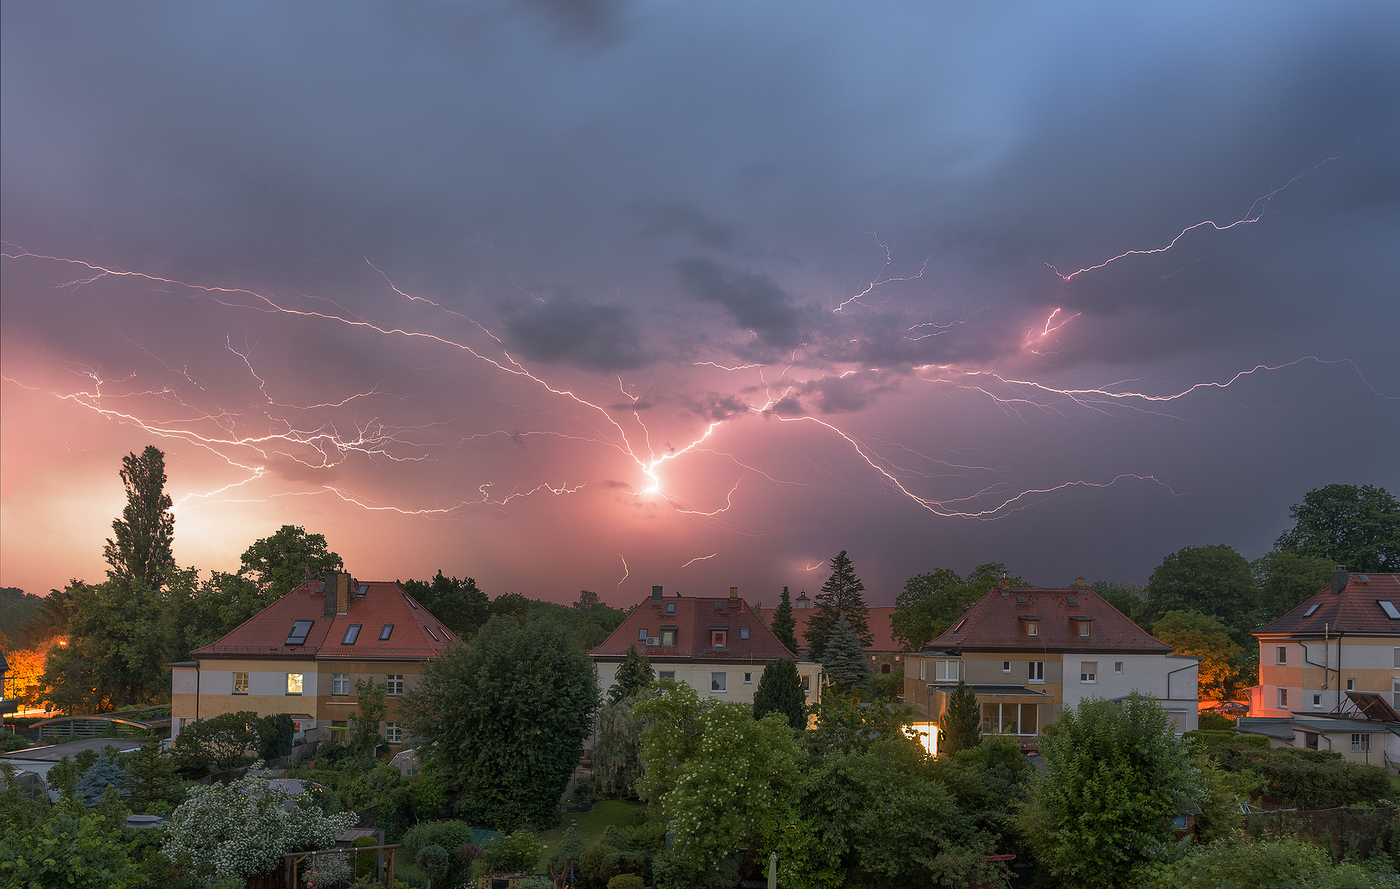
[350,679,388,757]
[103,445,175,590]
[1014,694,1206,889]
[1275,483,1399,573]
[1251,550,1332,625]
[240,525,342,600]
[400,570,490,639]
[401,614,598,830]
[892,564,1022,652]
[1143,545,1256,645]
[593,689,652,798]
[1152,610,1244,700]
[608,644,654,706]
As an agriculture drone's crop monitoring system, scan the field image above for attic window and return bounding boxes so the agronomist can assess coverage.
[1025,620,1040,637]
[341,624,361,645]
[1016,596,1028,604]
[1065,595,1077,605]
[425,626,440,642]
[402,593,419,610]
[379,624,394,641]
[1379,601,1400,620]
[356,583,369,599]
[713,602,723,610]
[666,603,675,614]
[1304,603,1321,617]
[950,618,965,633]
[1076,619,1092,638]
[740,627,750,641]
[286,620,313,646]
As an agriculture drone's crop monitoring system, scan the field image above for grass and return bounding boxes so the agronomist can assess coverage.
[535,799,646,873]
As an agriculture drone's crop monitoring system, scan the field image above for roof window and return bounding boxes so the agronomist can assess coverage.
[1379,601,1400,620]
[1065,595,1077,605]
[341,624,361,645]
[379,624,394,641]
[1016,596,1028,604]
[425,626,440,641]
[1304,603,1320,617]
[403,593,419,610]
[286,620,313,646]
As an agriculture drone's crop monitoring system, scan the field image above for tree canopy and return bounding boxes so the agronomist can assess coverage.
[399,570,489,639]
[1275,483,1399,573]
[609,644,654,706]
[401,614,599,830]
[240,524,342,600]
[1142,545,1255,645]
[892,563,1024,651]
[753,658,806,731]
[1152,610,1244,700]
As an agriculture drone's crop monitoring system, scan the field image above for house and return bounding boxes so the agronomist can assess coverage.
[171,569,457,746]
[791,605,905,676]
[1234,706,1400,770]
[904,578,1199,751]
[591,585,822,706]
[1249,568,1400,720]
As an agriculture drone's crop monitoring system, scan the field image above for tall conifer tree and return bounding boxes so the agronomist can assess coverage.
[103,445,175,590]
[803,550,872,660]
[771,587,799,654]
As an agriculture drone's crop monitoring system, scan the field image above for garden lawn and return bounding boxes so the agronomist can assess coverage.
[536,800,646,873]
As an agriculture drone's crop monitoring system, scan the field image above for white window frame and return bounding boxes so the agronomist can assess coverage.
[638,628,648,642]
[743,672,753,684]
[1352,733,1370,752]
[386,674,404,696]
[1002,660,1011,673]
[1313,694,1322,708]
[1026,620,1039,637]
[935,660,959,682]
[1114,661,1124,674]
[385,723,402,744]
[710,672,727,693]
[658,670,675,681]
[233,671,249,694]
[1080,662,1097,683]
[1276,646,1287,665]
[1029,661,1045,683]
[332,673,350,695]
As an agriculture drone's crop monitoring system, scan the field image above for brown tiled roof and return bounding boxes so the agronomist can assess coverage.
[192,579,458,660]
[791,605,900,652]
[1254,573,1400,638]
[927,586,1169,654]
[591,593,798,662]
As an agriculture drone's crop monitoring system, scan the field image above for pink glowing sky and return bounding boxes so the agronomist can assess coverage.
[3,3,1397,606]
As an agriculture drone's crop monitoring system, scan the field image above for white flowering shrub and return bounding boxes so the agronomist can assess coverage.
[162,771,357,880]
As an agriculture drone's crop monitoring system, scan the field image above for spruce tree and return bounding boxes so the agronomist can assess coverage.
[753,659,806,731]
[804,550,872,660]
[771,587,799,654]
[938,680,982,755]
[609,644,654,705]
[820,614,871,693]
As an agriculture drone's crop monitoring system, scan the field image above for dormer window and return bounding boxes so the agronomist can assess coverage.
[379,624,394,641]
[1076,619,1091,638]
[666,603,676,614]
[1025,620,1040,637]
[286,620,313,646]
[660,627,676,647]
[712,629,727,649]
[341,624,361,645]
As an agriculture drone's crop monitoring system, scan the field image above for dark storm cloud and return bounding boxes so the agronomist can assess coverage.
[674,258,808,351]
[632,203,739,250]
[505,296,646,370]
[681,393,750,421]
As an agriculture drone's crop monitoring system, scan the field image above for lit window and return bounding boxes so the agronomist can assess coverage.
[659,671,675,680]
[286,620,313,646]
[1026,620,1039,637]
[332,673,350,695]
[1278,687,1288,707]
[386,674,404,696]
[1029,661,1045,682]
[379,624,394,641]
[743,672,753,684]
[233,672,249,694]
[1080,662,1097,683]
[660,628,676,647]
[287,673,303,695]
[711,672,727,693]
[341,624,361,645]
[385,723,402,744]
[740,627,750,641]
[1276,646,1287,664]
[1002,661,1011,673]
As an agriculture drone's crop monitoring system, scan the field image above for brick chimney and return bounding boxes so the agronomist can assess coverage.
[1076,576,1087,590]
[652,584,663,602]
[1332,566,1348,596]
[323,570,339,616]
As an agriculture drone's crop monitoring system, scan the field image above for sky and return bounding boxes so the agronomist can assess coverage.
[3,2,1398,608]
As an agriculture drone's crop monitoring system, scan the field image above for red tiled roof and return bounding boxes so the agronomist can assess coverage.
[791,605,900,652]
[591,593,798,662]
[1255,573,1400,637]
[192,578,458,660]
[928,586,1169,654]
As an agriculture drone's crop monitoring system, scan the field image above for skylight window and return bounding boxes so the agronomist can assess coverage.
[425,626,440,641]
[1304,604,1320,617]
[1378,601,1400,620]
[1016,596,1028,604]
[341,624,361,645]
[286,620,313,646]
[379,624,394,641]
[402,593,419,610]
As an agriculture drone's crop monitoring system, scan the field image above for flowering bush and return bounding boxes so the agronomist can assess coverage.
[302,850,354,888]
[162,770,357,880]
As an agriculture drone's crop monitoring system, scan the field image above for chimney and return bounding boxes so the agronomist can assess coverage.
[323,569,340,617]
[1332,566,1348,596]
[337,573,350,615]
[730,586,738,600]
[1075,577,1087,590]
[652,585,663,602]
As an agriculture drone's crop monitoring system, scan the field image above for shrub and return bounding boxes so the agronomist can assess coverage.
[1198,711,1236,732]
[351,835,379,880]
[415,845,452,884]
[608,876,644,889]
[479,829,542,874]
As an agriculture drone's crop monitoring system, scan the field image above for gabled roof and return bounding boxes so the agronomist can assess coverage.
[925,586,1169,654]
[192,578,457,660]
[791,605,900,652]
[591,592,798,662]
[1254,573,1400,637]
